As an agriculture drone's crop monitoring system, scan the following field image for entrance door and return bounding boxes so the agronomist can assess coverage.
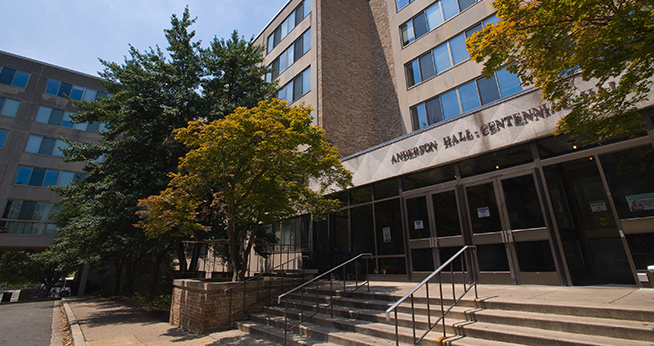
[463,170,559,284]
[543,158,635,285]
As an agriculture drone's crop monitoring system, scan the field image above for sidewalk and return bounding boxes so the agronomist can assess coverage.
[62,297,280,345]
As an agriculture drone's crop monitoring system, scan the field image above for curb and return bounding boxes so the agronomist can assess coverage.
[62,298,89,346]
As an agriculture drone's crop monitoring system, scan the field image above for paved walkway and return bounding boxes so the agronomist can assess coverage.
[62,283,654,346]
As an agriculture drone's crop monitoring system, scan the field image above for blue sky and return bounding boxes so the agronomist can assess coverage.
[0,0,290,76]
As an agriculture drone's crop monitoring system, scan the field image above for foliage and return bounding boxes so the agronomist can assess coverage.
[0,250,77,288]
[138,100,352,281]
[466,0,654,142]
[52,7,277,298]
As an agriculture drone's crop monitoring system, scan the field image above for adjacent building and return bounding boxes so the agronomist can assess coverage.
[0,50,106,252]
[256,0,654,287]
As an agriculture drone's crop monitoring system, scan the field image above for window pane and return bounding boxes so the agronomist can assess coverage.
[419,53,436,81]
[33,203,51,221]
[496,67,523,97]
[449,33,469,65]
[39,137,55,155]
[465,23,482,38]
[28,168,47,186]
[25,135,42,153]
[18,201,36,220]
[458,81,481,112]
[74,122,88,131]
[0,129,7,148]
[57,82,72,97]
[287,13,296,33]
[83,88,97,101]
[62,112,74,128]
[96,91,107,99]
[1,99,20,117]
[413,13,429,39]
[281,20,288,39]
[441,0,460,20]
[425,97,444,125]
[441,89,461,119]
[295,3,304,25]
[477,75,501,105]
[410,103,428,130]
[375,199,404,255]
[400,21,415,46]
[279,51,287,73]
[0,68,16,85]
[396,0,410,10]
[267,34,275,53]
[303,0,311,17]
[271,59,280,80]
[70,85,85,101]
[458,0,476,11]
[12,70,30,88]
[293,74,303,101]
[425,3,443,30]
[46,223,58,236]
[58,171,74,187]
[433,44,451,73]
[302,67,311,95]
[45,79,61,95]
[49,109,64,125]
[87,122,100,133]
[483,14,500,26]
[53,139,67,157]
[406,60,420,87]
[3,200,21,219]
[43,170,60,186]
[303,29,311,55]
[35,106,52,123]
[14,166,32,185]
[294,38,303,63]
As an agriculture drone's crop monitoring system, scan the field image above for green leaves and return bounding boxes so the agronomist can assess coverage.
[466,0,654,142]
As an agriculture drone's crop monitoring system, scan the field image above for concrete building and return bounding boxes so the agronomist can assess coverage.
[255,0,654,287]
[0,51,106,251]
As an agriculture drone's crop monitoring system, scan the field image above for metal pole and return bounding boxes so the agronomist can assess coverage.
[411,295,416,343]
[366,258,370,292]
[426,281,431,328]
[439,271,445,337]
[394,310,399,346]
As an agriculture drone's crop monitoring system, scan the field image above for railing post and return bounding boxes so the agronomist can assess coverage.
[394,310,399,346]
[439,271,445,338]
[426,281,431,329]
[284,297,288,346]
[228,289,233,325]
[411,295,416,344]
[366,257,370,292]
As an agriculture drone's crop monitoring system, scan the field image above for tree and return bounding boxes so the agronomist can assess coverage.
[53,8,277,300]
[466,0,654,142]
[0,250,77,289]
[138,100,352,281]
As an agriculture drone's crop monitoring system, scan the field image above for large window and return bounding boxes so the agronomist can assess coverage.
[13,165,83,187]
[267,0,311,53]
[0,97,20,117]
[277,67,311,104]
[45,78,108,101]
[410,67,522,130]
[396,0,415,11]
[405,16,497,88]
[266,29,311,82]
[400,0,482,46]
[0,66,30,88]
[1,200,59,235]
[24,135,68,156]
[35,106,104,132]
[0,129,7,148]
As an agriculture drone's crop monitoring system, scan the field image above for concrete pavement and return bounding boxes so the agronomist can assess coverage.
[61,284,654,346]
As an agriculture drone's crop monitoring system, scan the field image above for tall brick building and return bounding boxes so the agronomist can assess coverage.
[255,0,654,287]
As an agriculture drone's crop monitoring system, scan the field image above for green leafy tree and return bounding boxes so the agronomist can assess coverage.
[53,8,277,300]
[0,250,77,289]
[466,0,654,142]
[138,100,352,281]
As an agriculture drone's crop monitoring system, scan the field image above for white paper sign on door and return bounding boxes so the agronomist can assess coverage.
[414,220,424,229]
[382,227,391,243]
[477,207,490,218]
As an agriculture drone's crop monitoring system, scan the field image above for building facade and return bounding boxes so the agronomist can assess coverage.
[256,0,654,287]
[0,51,106,251]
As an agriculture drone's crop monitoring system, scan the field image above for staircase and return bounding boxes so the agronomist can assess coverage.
[233,282,654,346]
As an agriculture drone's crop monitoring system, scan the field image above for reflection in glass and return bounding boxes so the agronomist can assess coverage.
[412,248,434,271]
[466,183,501,234]
[402,164,456,191]
[477,244,509,271]
[459,144,533,178]
[515,241,555,272]
[502,175,545,229]
[373,179,399,200]
[406,196,430,239]
[375,199,404,255]
[432,190,461,237]
[351,205,374,255]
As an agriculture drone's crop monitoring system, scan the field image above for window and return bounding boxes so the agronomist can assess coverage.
[24,135,68,156]
[0,98,20,117]
[277,67,311,103]
[1,199,58,235]
[267,0,311,53]
[0,66,30,88]
[45,78,107,101]
[13,165,82,187]
[409,69,523,130]
[34,106,104,132]
[396,0,414,11]
[400,0,479,46]
[266,29,311,82]
[0,129,7,148]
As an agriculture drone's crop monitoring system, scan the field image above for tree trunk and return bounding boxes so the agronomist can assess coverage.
[227,211,241,282]
[175,238,188,273]
[125,257,135,296]
[113,258,124,294]
[239,223,260,281]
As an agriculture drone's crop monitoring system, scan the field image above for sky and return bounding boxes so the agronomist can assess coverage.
[0,0,290,76]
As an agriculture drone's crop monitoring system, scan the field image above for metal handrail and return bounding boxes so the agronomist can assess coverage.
[224,252,305,325]
[385,245,478,345]
[277,252,373,346]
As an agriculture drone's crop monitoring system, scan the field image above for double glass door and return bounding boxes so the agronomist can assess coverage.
[407,169,560,285]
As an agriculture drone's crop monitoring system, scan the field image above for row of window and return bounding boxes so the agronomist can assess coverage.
[0,66,30,88]
[25,135,67,156]
[401,0,481,46]
[266,29,311,83]
[45,78,108,101]
[277,67,311,104]
[36,106,104,132]
[410,67,522,130]
[0,129,7,148]
[267,0,311,53]
[14,165,84,187]
[406,16,498,88]
[0,97,20,117]
[1,199,58,236]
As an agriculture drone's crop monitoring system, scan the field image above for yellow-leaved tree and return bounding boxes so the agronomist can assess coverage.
[138,99,352,281]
